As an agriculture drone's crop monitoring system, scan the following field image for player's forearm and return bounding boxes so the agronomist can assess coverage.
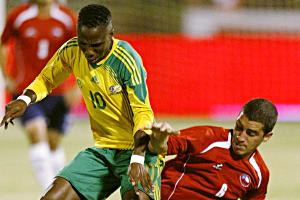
[148,135,168,155]
[132,112,154,135]
[26,76,52,102]
[127,85,154,134]
[133,130,150,156]
[22,89,37,104]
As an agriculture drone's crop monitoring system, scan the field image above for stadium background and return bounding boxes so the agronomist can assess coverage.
[0,0,299,199]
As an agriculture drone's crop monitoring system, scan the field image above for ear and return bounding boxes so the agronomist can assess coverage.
[263,132,273,143]
[110,26,115,36]
[107,22,114,36]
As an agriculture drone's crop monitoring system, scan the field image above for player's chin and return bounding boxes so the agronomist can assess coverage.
[87,59,99,65]
[232,144,247,156]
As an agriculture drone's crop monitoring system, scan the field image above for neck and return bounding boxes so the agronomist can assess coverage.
[36,2,53,17]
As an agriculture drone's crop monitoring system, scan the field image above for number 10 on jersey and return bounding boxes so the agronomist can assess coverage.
[90,91,106,109]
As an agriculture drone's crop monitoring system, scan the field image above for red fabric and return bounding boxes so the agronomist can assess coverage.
[117,34,300,115]
[162,126,269,199]
[1,3,77,95]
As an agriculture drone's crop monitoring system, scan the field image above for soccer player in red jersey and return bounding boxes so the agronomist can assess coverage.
[146,98,277,199]
[0,0,79,189]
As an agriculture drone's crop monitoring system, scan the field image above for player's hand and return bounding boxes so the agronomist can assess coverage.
[146,122,180,154]
[128,162,152,196]
[150,122,180,139]
[0,100,27,129]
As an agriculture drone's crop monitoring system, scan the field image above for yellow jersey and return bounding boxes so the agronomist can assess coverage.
[27,37,154,149]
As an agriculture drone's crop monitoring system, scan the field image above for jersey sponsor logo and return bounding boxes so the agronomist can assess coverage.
[239,173,251,187]
[213,163,223,170]
[109,85,122,94]
[91,75,99,84]
[76,78,83,88]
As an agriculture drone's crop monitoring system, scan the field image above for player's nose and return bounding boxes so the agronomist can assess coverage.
[85,48,96,56]
[237,131,247,142]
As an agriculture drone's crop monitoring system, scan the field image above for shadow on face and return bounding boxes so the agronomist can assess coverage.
[231,114,273,159]
[77,24,113,65]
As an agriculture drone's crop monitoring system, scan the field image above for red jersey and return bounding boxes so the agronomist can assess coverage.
[1,3,76,94]
[162,126,269,200]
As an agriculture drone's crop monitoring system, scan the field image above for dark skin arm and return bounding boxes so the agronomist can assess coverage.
[127,130,152,196]
[0,89,37,129]
[127,123,180,197]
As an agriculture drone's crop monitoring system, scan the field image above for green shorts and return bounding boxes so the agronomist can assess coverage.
[57,147,164,200]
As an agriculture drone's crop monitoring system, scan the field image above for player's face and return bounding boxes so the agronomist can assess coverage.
[77,24,113,65]
[232,113,272,159]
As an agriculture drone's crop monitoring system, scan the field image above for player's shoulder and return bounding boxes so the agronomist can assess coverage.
[116,39,140,57]
[49,3,76,30]
[58,37,79,53]
[251,150,269,175]
[57,3,76,17]
[181,125,229,140]
[113,38,144,68]
[7,3,31,18]
[66,37,78,44]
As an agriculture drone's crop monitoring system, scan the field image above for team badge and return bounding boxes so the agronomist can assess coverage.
[109,85,122,94]
[239,174,251,187]
[91,75,99,84]
[76,78,83,88]
[213,163,223,170]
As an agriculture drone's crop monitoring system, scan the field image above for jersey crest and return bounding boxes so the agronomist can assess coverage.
[240,173,251,187]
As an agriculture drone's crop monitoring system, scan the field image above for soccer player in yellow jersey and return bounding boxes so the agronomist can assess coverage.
[1,4,163,200]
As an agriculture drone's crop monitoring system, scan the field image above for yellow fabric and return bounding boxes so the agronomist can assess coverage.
[27,37,154,149]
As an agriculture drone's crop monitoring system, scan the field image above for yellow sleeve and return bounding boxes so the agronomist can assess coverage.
[26,42,73,102]
[126,83,154,135]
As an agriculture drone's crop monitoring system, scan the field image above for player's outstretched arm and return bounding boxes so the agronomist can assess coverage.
[148,122,180,155]
[0,89,36,129]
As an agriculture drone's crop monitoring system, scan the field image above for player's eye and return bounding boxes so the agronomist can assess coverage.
[91,43,103,48]
[246,130,257,137]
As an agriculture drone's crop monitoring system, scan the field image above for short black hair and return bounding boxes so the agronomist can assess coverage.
[241,98,278,133]
[78,4,112,28]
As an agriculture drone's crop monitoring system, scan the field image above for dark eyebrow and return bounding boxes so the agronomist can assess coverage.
[236,120,258,134]
[247,129,258,134]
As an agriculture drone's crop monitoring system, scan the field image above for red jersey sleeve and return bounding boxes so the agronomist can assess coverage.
[167,126,229,155]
